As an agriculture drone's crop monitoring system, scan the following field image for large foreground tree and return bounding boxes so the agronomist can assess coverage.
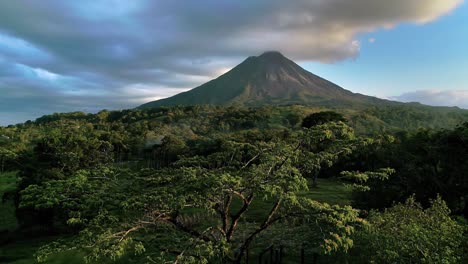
[20,123,389,263]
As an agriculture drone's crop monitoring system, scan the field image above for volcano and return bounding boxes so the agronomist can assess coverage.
[139,51,391,108]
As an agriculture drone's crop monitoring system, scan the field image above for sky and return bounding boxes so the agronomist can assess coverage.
[0,0,467,125]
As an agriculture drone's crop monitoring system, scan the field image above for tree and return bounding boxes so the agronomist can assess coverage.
[351,196,466,263]
[351,122,468,217]
[15,125,115,230]
[298,121,360,187]
[0,147,18,173]
[159,135,188,167]
[21,126,389,263]
[301,111,346,128]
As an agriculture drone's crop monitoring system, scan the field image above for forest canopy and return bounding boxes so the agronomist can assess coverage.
[0,105,467,263]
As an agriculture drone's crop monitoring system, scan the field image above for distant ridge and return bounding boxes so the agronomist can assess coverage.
[139,51,396,109]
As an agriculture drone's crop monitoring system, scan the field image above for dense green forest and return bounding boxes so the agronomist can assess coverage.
[1,105,467,263]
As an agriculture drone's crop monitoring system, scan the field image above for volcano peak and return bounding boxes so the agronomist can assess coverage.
[258,51,285,58]
[139,52,385,108]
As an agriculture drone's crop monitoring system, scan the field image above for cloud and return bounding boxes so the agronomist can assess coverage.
[0,0,464,125]
[368,38,376,44]
[391,89,468,108]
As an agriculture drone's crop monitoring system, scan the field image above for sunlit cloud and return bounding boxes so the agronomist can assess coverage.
[32,68,59,81]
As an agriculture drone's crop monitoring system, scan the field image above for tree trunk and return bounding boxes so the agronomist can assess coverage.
[234,199,281,263]
[312,171,318,188]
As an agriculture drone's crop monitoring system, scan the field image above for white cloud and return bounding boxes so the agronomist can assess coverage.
[391,89,468,108]
[120,84,191,103]
[368,38,376,43]
[33,68,59,81]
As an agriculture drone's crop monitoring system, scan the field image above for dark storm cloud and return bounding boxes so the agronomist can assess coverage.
[0,0,463,125]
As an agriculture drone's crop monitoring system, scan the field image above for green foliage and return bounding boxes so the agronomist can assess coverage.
[0,171,18,195]
[352,196,466,263]
[364,104,468,131]
[351,122,468,217]
[340,168,394,191]
[1,105,467,263]
[0,147,18,173]
[17,123,372,263]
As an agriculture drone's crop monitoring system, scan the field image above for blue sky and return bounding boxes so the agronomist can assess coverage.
[302,2,468,100]
[0,0,467,125]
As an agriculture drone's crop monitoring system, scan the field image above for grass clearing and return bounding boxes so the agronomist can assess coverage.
[301,178,351,206]
[233,178,352,223]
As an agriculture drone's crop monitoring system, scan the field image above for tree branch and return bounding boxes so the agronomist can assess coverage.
[115,225,143,242]
[226,193,253,242]
[241,152,262,169]
[221,195,232,234]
